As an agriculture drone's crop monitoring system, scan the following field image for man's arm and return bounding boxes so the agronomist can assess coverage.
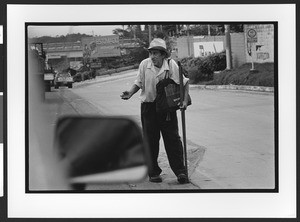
[120,84,140,100]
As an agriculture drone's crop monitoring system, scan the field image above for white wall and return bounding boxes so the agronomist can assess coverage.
[193,41,224,57]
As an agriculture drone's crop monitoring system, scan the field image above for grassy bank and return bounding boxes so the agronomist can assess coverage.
[205,63,274,87]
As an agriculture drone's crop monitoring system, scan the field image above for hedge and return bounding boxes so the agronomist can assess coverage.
[179,51,226,84]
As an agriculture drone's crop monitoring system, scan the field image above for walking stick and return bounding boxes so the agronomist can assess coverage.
[178,61,189,182]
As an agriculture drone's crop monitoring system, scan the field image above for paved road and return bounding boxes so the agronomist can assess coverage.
[72,71,275,190]
[29,70,275,191]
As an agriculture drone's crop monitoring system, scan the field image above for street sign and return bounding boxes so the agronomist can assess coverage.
[247,28,257,43]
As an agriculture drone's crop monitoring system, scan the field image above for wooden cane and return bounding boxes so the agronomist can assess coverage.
[178,61,189,182]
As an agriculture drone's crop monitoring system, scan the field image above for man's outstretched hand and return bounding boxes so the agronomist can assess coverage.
[120,91,131,100]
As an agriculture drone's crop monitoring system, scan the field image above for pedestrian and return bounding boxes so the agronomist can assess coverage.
[121,38,190,184]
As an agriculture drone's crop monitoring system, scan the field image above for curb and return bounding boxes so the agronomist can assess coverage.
[190,84,274,92]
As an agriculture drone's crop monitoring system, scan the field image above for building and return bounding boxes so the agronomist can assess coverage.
[175,24,274,69]
[43,41,83,70]
[43,37,141,71]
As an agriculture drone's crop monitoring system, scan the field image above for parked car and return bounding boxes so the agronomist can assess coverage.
[54,72,74,89]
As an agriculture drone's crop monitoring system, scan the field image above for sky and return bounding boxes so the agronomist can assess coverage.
[28,25,124,38]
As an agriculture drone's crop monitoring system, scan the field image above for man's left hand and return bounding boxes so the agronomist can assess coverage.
[179,100,188,110]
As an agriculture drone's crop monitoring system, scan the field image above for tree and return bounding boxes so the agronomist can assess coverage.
[188,25,208,36]
[178,23,244,36]
[162,24,177,36]
[215,24,244,35]
[112,28,131,38]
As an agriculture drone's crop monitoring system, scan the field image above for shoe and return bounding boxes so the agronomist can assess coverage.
[149,175,162,183]
[177,173,188,184]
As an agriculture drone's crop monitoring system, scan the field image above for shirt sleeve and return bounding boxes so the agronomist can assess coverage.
[134,60,144,88]
[169,59,189,85]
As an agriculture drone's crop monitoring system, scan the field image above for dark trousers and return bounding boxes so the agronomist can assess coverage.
[141,102,186,177]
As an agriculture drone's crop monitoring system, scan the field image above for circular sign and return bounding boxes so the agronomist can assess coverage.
[247,29,257,38]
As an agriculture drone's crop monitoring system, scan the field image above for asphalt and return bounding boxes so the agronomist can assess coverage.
[69,69,274,190]
[51,88,206,190]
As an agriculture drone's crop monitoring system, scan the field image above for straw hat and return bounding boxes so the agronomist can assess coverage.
[148,38,170,57]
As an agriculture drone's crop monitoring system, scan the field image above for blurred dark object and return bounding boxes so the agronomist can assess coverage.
[54,116,150,189]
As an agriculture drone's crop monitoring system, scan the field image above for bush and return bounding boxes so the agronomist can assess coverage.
[179,51,226,84]
[207,63,274,87]
[186,67,201,84]
[73,73,82,82]
[129,47,149,63]
[205,51,227,71]
[73,69,96,82]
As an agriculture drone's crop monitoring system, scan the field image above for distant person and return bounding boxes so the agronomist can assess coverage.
[121,38,190,184]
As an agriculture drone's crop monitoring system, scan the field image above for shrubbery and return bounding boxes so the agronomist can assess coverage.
[180,51,226,84]
[208,63,274,87]
[73,69,96,82]
[129,47,149,64]
[179,51,274,87]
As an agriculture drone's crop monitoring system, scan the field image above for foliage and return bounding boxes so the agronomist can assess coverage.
[204,51,227,71]
[128,47,149,64]
[29,33,92,44]
[112,28,131,38]
[207,63,274,87]
[213,24,244,35]
[180,24,244,36]
[179,51,226,84]
[30,24,245,45]
[73,69,96,82]
[188,25,209,36]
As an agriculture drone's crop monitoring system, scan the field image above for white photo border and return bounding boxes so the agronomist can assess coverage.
[7,4,296,218]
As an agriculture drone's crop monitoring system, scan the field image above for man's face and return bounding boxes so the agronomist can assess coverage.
[149,49,164,68]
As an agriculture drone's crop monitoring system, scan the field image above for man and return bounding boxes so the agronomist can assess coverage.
[121,38,189,184]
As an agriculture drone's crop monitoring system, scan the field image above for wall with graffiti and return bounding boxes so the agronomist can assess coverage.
[176,24,274,68]
[245,24,274,63]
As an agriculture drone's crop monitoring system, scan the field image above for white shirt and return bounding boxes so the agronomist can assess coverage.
[134,58,189,103]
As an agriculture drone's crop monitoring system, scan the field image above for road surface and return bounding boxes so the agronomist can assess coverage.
[29,70,275,191]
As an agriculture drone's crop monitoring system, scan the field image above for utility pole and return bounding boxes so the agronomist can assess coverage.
[187,25,191,57]
[225,24,232,70]
[148,25,152,44]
